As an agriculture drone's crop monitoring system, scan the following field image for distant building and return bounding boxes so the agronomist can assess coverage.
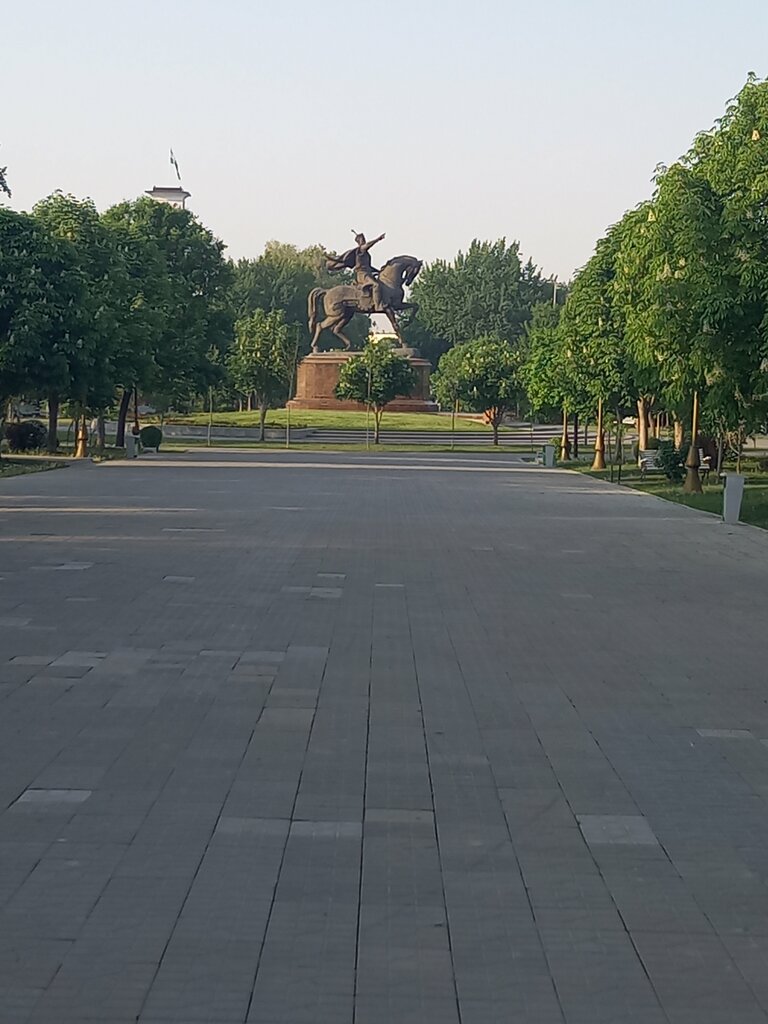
[145,185,191,209]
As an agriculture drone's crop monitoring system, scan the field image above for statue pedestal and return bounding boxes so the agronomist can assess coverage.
[287,352,437,413]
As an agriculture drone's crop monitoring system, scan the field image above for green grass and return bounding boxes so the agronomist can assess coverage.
[160,409,491,432]
[162,439,535,454]
[570,462,768,529]
[0,458,66,479]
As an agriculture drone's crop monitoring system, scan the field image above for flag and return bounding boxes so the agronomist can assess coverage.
[170,148,181,181]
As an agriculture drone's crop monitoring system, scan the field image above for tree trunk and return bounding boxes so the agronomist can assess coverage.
[133,387,141,437]
[238,397,243,413]
[592,398,606,470]
[95,415,106,455]
[683,390,702,494]
[246,392,253,412]
[637,397,650,451]
[116,388,131,447]
[654,413,662,439]
[560,408,571,461]
[492,418,500,446]
[74,416,88,459]
[716,434,725,476]
[673,416,684,449]
[572,413,579,459]
[374,407,382,444]
[259,404,267,442]
[47,392,59,453]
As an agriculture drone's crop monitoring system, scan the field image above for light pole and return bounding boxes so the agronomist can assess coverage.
[286,328,300,449]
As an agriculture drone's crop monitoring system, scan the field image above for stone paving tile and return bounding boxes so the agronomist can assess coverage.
[4,451,768,1022]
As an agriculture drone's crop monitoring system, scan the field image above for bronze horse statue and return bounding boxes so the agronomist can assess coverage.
[308,254,422,352]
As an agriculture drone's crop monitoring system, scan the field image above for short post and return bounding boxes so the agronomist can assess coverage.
[722,473,745,524]
[543,444,555,468]
[125,433,138,459]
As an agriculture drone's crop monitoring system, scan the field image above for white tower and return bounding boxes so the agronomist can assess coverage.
[145,185,191,209]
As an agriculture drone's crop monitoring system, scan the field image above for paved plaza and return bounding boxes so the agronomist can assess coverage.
[4,449,768,1023]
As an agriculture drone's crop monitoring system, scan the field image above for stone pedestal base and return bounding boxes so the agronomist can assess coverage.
[287,352,437,414]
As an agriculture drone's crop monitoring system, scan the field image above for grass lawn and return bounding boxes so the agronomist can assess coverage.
[160,409,491,432]
[161,440,535,454]
[570,463,768,530]
[0,458,66,480]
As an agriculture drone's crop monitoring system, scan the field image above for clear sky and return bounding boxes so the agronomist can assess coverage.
[5,0,768,280]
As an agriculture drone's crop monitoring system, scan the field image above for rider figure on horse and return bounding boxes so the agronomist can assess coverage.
[325,231,385,312]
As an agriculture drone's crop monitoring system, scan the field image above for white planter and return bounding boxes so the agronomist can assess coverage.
[722,473,745,524]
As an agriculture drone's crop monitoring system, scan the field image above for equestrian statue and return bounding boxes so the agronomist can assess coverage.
[308,231,422,352]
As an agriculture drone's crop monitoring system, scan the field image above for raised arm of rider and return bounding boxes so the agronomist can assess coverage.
[363,233,386,252]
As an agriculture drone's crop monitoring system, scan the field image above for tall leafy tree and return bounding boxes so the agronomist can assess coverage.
[226,309,295,440]
[410,239,549,348]
[33,194,132,450]
[523,304,587,459]
[0,208,82,451]
[103,198,233,443]
[335,340,416,443]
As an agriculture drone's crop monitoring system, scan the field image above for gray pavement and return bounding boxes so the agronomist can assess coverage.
[2,449,768,1023]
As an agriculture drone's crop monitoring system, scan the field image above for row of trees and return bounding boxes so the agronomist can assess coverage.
[0,198,371,452]
[524,74,768,490]
[1,194,232,452]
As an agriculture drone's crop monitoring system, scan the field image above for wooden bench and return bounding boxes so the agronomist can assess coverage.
[639,448,712,481]
[638,450,660,478]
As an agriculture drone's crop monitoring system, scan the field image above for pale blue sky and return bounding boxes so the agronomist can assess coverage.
[5,0,768,279]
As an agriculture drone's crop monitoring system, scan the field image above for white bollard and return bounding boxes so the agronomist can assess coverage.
[543,444,555,468]
[124,434,138,459]
[722,473,745,524]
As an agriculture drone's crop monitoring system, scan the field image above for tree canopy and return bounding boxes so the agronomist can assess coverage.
[433,335,523,445]
[335,340,416,443]
[409,239,551,348]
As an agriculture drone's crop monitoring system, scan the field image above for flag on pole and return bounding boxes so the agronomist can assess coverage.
[170,148,181,182]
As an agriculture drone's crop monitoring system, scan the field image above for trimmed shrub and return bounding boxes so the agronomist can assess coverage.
[139,425,162,450]
[656,439,688,482]
[5,420,47,452]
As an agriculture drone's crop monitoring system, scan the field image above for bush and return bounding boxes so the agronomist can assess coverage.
[4,420,47,452]
[656,439,688,482]
[139,425,162,450]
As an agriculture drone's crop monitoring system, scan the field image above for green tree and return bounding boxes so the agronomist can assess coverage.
[433,336,522,445]
[555,218,647,467]
[0,208,82,452]
[335,340,416,443]
[226,309,295,440]
[100,201,171,445]
[410,239,549,348]
[33,194,133,451]
[103,198,233,443]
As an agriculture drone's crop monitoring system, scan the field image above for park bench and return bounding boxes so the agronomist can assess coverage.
[638,449,660,478]
[638,447,712,481]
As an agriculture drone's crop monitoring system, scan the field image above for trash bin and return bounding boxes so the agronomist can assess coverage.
[723,473,745,524]
[543,444,555,468]
[125,433,138,459]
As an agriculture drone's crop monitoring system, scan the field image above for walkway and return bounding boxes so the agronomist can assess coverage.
[2,450,768,1023]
